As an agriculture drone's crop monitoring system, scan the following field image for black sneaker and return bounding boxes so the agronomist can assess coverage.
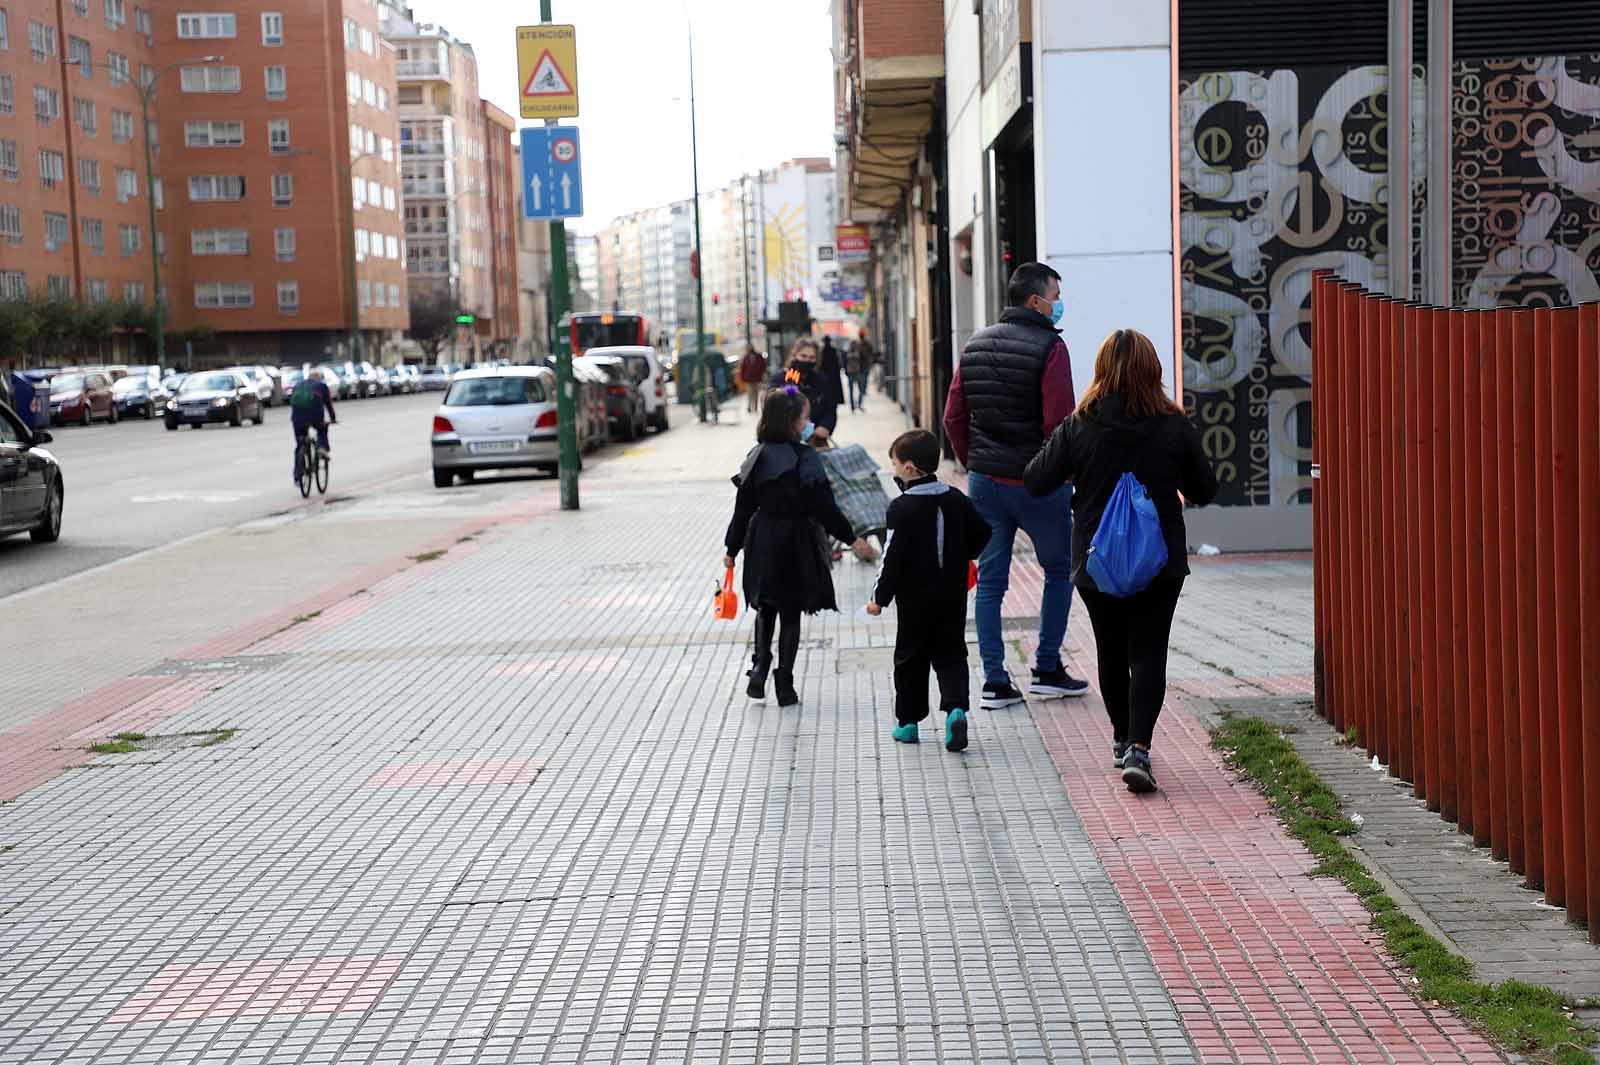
[1112,740,1131,769]
[980,680,1026,710]
[1122,747,1157,793]
[1030,666,1089,699]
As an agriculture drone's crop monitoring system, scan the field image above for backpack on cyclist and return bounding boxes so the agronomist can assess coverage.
[290,379,319,413]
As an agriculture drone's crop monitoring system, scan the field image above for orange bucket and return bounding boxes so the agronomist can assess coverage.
[713,566,739,620]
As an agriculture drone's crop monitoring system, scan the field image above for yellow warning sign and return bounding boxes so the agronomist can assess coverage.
[517,24,578,120]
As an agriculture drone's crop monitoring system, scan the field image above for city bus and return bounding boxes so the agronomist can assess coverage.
[564,312,651,357]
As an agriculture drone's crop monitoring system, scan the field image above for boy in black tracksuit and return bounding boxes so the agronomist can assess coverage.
[868,430,992,751]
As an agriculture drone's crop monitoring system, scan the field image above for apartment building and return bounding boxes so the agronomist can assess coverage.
[480,99,517,351]
[380,4,490,349]
[0,0,160,309]
[153,0,407,364]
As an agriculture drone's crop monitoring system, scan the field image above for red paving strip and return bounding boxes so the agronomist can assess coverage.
[107,953,407,1023]
[1030,693,1502,1063]
[0,499,557,804]
[362,757,544,789]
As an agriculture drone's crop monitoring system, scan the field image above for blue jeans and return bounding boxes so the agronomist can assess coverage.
[291,415,327,474]
[968,471,1074,685]
[848,372,868,410]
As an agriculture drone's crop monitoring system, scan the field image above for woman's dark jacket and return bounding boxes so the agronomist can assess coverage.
[770,362,838,433]
[725,441,856,613]
[819,341,847,406]
[1023,394,1219,590]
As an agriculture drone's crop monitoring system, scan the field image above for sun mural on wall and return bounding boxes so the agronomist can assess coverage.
[762,203,809,294]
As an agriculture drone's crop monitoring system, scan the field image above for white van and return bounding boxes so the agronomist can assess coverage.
[585,345,669,433]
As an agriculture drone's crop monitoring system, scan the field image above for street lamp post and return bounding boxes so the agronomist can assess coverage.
[111,55,224,367]
[686,15,710,423]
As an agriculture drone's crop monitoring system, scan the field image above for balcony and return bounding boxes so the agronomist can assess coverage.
[403,179,450,198]
[396,59,449,81]
[401,140,448,159]
[838,0,942,220]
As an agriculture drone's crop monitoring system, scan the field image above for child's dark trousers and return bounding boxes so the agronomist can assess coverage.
[893,602,970,726]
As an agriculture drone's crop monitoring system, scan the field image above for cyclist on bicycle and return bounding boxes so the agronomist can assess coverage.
[289,367,336,481]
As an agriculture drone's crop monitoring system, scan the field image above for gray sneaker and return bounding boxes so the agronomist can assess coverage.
[1121,747,1157,793]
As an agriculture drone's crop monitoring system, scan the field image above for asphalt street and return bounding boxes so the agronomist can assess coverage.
[0,391,445,598]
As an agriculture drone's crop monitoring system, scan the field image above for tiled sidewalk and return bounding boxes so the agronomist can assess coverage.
[0,402,1521,1064]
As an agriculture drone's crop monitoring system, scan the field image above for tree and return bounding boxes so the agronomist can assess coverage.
[31,297,78,364]
[407,288,460,360]
[0,300,38,365]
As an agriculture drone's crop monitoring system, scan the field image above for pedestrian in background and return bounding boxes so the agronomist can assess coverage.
[725,386,874,708]
[739,343,766,414]
[819,336,846,413]
[943,261,1088,710]
[845,341,866,412]
[867,429,991,752]
[773,337,838,445]
[1024,328,1218,793]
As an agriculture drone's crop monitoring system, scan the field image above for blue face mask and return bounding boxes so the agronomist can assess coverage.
[800,420,816,443]
[1049,298,1065,325]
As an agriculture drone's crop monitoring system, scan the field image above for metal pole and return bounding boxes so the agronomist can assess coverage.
[688,17,708,422]
[1387,0,1413,299]
[543,0,578,509]
[740,174,753,350]
[141,84,164,365]
[1426,0,1452,305]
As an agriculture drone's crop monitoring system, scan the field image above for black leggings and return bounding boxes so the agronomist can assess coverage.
[1078,578,1184,748]
[751,605,801,680]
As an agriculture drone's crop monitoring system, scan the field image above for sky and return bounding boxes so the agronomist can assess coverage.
[401,0,839,235]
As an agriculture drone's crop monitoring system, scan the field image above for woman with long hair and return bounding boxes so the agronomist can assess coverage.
[1023,328,1218,793]
[772,337,838,445]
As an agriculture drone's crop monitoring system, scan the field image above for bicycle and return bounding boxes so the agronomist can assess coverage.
[294,424,330,498]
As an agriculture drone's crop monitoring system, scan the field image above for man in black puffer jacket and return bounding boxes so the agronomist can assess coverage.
[942,262,1088,710]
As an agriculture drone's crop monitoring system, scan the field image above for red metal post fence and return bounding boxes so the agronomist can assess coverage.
[1311,276,1600,938]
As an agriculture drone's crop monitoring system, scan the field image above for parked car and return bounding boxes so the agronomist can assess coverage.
[569,358,610,450]
[339,361,367,398]
[279,366,306,399]
[359,362,387,397]
[225,366,275,407]
[430,366,562,488]
[0,400,63,544]
[112,375,166,420]
[588,345,668,433]
[49,370,117,426]
[260,365,285,404]
[164,371,265,430]
[123,365,164,388]
[319,364,353,400]
[580,355,648,442]
[418,364,452,391]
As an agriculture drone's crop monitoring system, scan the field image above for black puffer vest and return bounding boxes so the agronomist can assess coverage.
[959,306,1058,479]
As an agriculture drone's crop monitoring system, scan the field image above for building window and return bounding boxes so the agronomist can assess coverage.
[86,278,107,303]
[385,234,399,259]
[71,0,88,16]
[190,227,248,255]
[1,273,26,300]
[116,166,135,201]
[362,77,375,107]
[342,16,356,48]
[180,64,239,92]
[184,120,243,147]
[359,26,374,55]
[111,109,133,142]
[0,204,19,245]
[72,95,95,134]
[261,11,281,45]
[46,275,71,299]
[346,71,359,102]
[358,280,370,309]
[43,211,68,251]
[376,86,388,112]
[388,282,400,307]
[138,62,152,88]
[134,6,151,41]
[397,85,422,106]
[355,228,369,261]
[67,36,90,77]
[0,75,11,115]
[274,226,294,261]
[122,280,144,302]
[77,157,100,195]
[38,149,64,188]
[33,85,60,123]
[267,119,289,154]
[382,186,396,211]
[277,280,298,312]
[105,50,128,85]
[187,174,245,201]
[27,20,56,62]
[81,216,103,254]
[271,173,292,207]
[351,174,364,208]
[152,176,162,209]
[366,178,380,205]
[0,139,16,182]
[194,282,252,308]
[177,12,235,39]
[264,65,285,100]
[103,0,124,29]
[118,222,139,256]
[0,9,7,50]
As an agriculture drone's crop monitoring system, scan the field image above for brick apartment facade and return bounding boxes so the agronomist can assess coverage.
[480,98,516,350]
[154,0,407,364]
[0,0,161,309]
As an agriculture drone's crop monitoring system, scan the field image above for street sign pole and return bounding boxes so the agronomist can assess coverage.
[541,0,578,510]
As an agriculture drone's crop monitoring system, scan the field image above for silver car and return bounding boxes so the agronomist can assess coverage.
[430,367,561,488]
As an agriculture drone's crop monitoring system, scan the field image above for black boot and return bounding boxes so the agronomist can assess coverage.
[774,669,799,708]
[748,610,775,702]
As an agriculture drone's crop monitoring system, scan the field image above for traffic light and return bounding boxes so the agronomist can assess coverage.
[455,313,475,325]
[712,293,720,305]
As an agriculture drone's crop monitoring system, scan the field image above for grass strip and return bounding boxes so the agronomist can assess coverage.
[1212,717,1594,1065]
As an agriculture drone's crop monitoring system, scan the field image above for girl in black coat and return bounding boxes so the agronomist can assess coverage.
[725,387,872,707]
[1024,328,1218,794]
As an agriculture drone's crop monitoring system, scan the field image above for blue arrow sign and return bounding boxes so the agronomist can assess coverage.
[520,125,583,220]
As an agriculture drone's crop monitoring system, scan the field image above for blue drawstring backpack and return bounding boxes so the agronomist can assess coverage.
[1084,472,1167,597]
